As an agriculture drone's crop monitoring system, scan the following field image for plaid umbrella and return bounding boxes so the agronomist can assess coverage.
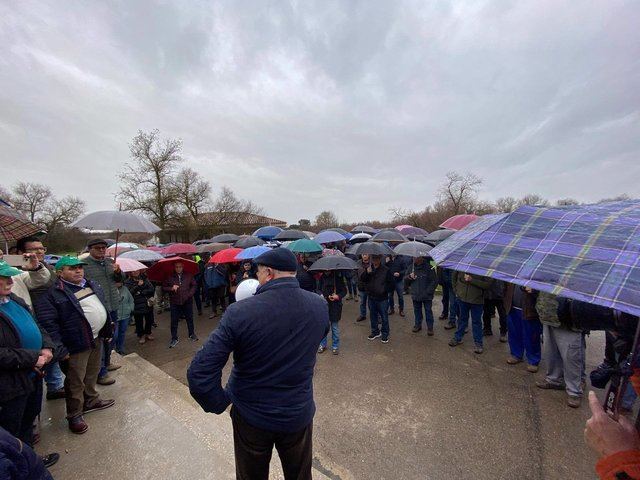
[430,202,640,317]
[0,199,43,246]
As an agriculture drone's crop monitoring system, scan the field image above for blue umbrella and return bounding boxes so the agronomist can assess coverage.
[315,230,347,244]
[235,245,271,260]
[327,228,353,240]
[253,226,283,240]
[430,202,640,317]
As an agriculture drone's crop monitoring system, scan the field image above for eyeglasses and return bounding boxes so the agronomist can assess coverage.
[26,246,46,252]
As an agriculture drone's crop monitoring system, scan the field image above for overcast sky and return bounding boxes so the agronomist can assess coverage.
[1,1,639,224]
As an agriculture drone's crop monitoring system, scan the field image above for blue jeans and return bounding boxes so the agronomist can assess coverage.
[507,308,542,365]
[320,322,340,350]
[369,298,390,338]
[447,284,459,322]
[359,292,369,318]
[455,301,484,346]
[413,298,434,329]
[388,280,404,311]
[44,362,65,392]
[99,310,118,377]
[112,318,129,354]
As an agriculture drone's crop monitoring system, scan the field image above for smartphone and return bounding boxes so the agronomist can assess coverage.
[4,254,29,268]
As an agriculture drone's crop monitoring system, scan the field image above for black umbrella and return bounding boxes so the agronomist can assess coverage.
[308,256,357,272]
[393,241,433,258]
[422,229,455,245]
[350,225,377,234]
[355,242,394,256]
[274,229,309,241]
[371,230,408,243]
[210,233,240,244]
[193,239,213,246]
[233,236,265,248]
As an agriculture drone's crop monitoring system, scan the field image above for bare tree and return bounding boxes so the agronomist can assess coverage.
[597,194,630,204]
[314,210,339,229]
[175,167,212,223]
[437,171,483,215]
[12,182,53,222]
[556,198,580,206]
[0,185,12,203]
[517,194,549,207]
[117,129,183,230]
[208,186,264,227]
[42,196,86,232]
[494,196,518,213]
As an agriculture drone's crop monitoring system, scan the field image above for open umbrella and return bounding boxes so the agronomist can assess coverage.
[349,232,371,244]
[146,257,199,282]
[314,230,347,244]
[0,198,43,249]
[322,248,344,257]
[327,228,352,240]
[235,246,271,260]
[302,231,317,240]
[193,239,213,246]
[118,249,163,262]
[355,242,394,256]
[286,239,323,254]
[274,230,309,241]
[421,229,455,245]
[196,243,229,254]
[253,226,283,240]
[393,241,433,258]
[396,226,429,237]
[211,233,240,244]
[371,230,408,243]
[209,248,243,264]
[106,242,140,257]
[308,256,357,272]
[439,214,479,231]
[234,236,265,248]
[115,257,148,273]
[351,225,377,234]
[161,243,197,256]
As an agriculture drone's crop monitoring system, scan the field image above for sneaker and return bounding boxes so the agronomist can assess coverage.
[412,326,422,333]
[189,334,199,342]
[438,313,448,320]
[317,346,326,354]
[506,356,523,365]
[146,333,155,341]
[106,363,121,372]
[46,388,66,401]
[399,310,405,317]
[356,316,366,322]
[138,336,146,344]
[474,345,484,354]
[536,380,565,390]
[381,336,389,343]
[527,364,539,373]
[42,453,60,468]
[448,338,462,347]
[499,335,507,343]
[68,415,88,434]
[567,395,582,408]
[444,322,456,330]
[483,330,493,337]
[97,375,115,386]
[368,332,381,341]
[169,339,179,348]
[83,399,115,414]
[427,328,434,336]
[332,348,339,355]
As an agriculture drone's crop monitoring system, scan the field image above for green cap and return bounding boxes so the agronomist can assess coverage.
[55,256,88,271]
[0,260,23,277]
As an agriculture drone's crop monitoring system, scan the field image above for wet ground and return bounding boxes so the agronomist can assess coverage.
[123,293,605,480]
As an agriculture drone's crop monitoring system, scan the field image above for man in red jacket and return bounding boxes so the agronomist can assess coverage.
[163,261,197,348]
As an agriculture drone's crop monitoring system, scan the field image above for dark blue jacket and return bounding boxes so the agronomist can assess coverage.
[204,264,228,289]
[34,278,111,358]
[0,426,52,480]
[187,277,329,433]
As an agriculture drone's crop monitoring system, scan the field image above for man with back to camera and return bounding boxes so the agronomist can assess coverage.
[187,248,329,480]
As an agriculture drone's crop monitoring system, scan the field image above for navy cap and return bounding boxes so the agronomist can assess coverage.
[254,248,298,272]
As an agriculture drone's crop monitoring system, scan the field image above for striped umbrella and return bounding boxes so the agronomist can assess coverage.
[0,198,43,247]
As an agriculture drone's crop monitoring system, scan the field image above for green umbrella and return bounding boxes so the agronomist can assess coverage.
[286,239,323,254]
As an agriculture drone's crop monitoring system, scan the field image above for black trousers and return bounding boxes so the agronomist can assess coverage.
[170,301,194,340]
[209,287,226,314]
[483,298,507,335]
[134,310,155,337]
[194,281,203,314]
[231,407,313,480]
[0,378,42,446]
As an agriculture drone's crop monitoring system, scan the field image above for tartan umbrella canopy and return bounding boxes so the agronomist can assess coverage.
[0,198,43,247]
[430,202,640,317]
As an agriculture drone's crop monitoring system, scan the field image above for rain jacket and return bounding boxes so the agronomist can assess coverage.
[83,256,123,312]
[318,273,346,323]
[452,271,492,305]
[125,276,155,314]
[405,261,438,302]
[116,286,134,320]
[359,263,395,300]
[163,273,196,306]
[187,277,329,433]
[0,425,53,480]
[503,283,539,321]
[204,264,228,290]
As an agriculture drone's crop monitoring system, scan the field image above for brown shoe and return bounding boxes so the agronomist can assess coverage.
[145,333,155,341]
[83,399,115,414]
[536,380,565,390]
[399,310,405,317]
[68,415,89,434]
[567,395,582,408]
[97,375,115,386]
[106,363,121,372]
[527,364,539,373]
[506,356,523,365]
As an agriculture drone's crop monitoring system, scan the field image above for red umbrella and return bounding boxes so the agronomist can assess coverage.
[161,243,197,256]
[209,248,243,264]
[146,257,199,282]
[439,214,480,231]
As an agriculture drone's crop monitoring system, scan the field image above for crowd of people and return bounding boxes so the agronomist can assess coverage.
[0,232,639,479]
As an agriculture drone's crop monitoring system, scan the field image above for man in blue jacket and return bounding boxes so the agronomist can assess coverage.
[187,248,329,480]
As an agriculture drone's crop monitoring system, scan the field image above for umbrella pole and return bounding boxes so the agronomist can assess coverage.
[333,271,336,295]
[114,229,120,258]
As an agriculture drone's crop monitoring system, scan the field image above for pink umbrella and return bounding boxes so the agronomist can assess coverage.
[439,214,480,231]
[395,224,413,231]
[322,248,344,257]
[161,243,197,256]
[115,257,148,273]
